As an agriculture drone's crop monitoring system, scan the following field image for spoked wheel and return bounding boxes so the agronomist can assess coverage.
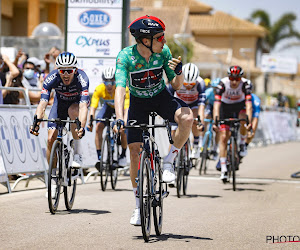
[176,152,183,198]
[153,154,163,236]
[139,151,151,242]
[64,167,77,210]
[111,141,119,190]
[182,143,190,195]
[48,140,62,214]
[199,138,209,175]
[231,137,236,191]
[100,135,110,191]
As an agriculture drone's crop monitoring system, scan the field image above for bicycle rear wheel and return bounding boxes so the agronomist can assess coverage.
[182,142,190,195]
[100,135,110,191]
[231,137,236,191]
[111,140,119,190]
[199,137,209,175]
[48,140,62,214]
[153,152,163,236]
[139,150,151,242]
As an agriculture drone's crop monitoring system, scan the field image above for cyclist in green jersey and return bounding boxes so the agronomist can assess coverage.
[114,15,193,226]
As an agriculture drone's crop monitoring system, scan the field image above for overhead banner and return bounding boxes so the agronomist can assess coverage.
[261,54,298,74]
[66,0,124,93]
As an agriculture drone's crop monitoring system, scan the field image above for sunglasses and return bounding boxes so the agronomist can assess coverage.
[59,68,76,75]
[229,76,241,81]
[183,82,196,86]
[104,80,115,86]
[154,33,165,42]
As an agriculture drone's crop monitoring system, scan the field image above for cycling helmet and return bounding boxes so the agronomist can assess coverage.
[227,65,243,77]
[55,52,77,68]
[211,78,221,87]
[128,15,165,39]
[182,63,199,83]
[102,66,116,81]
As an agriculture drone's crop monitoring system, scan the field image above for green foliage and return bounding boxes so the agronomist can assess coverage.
[166,37,193,63]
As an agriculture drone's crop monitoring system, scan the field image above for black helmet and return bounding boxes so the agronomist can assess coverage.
[227,65,244,77]
[128,15,165,39]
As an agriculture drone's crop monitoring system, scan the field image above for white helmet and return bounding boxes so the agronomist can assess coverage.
[182,63,199,83]
[102,66,116,81]
[55,52,77,68]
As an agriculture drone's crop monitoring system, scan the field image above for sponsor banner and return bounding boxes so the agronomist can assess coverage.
[77,58,116,93]
[0,153,8,183]
[261,54,298,74]
[0,108,46,174]
[68,8,122,33]
[67,33,121,58]
[68,0,122,8]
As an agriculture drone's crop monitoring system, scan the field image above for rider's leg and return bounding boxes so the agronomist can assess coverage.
[191,108,201,157]
[246,117,258,145]
[47,129,58,163]
[239,112,248,157]
[95,122,105,159]
[219,127,230,178]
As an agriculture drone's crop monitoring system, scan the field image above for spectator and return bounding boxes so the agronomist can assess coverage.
[3,69,23,105]
[22,58,43,89]
[44,46,61,74]
[13,48,28,69]
[277,92,289,108]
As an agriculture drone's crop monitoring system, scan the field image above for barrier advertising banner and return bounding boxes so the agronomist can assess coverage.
[261,54,298,74]
[66,0,124,93]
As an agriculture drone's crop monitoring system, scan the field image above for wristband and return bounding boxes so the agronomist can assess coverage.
[174,61,182,75]
[117,119,125,127]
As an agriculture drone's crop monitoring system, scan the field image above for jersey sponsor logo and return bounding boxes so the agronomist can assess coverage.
[135,63,144,70]
[81,89,89,96]
[153,60,158,65]
[130,67,163,89]
[78,73,88,87]
[57,91,79,97]
[79,10,110,28]
[43,73,57,85]
[140,29,150,33]
[41,88,49,95]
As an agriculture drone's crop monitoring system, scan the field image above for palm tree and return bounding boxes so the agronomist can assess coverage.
[249,10,300,52]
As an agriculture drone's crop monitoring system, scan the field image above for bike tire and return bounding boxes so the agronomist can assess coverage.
[199,137,209,175]
[153,152,163,236]
[111,140,119,190]
[139,150,151,242]
[231,137,236,191]
[100,135,110,191]
[176,166,183,198]
[182,142,190,195]
[48,140,62,214]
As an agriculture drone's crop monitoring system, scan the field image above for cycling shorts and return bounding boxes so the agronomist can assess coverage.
[219,101,245,131]
[96,103,115,123]
[127,88,188,144]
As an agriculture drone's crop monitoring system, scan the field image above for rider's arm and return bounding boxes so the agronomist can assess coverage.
[213,82,224,124]
[78,70,90,129]
[79,102,88,128]
[115,86,126,121]
[170,73,184,90]
[243,81,252,123]
[35,100,48,119]
[197,79,206,122]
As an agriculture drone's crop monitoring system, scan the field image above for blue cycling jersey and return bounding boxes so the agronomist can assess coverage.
[41,69,90,103]
[251,93,261,118]
[205,87,215,106]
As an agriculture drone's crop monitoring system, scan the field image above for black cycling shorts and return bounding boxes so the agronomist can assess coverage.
[127,87,189,144]
[220,101,246,119]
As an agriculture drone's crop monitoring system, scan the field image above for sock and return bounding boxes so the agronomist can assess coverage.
[220,157,227,172]
[193,136,199,148]
[240,134,247,145]
[199,136,203,147]
[97,149,101,160]
[73,139,82,155]
[164,145,180,163]
[133,188,139,208]
[121,147,126,157]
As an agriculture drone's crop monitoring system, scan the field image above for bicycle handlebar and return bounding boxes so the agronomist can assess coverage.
[33,115,81,130]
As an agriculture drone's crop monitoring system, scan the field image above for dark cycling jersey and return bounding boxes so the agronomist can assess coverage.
[115,44,176,98]
[40,69,90,103]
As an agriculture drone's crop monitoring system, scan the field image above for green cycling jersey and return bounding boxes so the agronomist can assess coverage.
[115,44,176,98]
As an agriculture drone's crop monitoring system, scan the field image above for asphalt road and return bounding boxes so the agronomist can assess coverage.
[1,142,300,249]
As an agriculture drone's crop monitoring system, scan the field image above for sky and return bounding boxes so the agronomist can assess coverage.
[199,0,300,58]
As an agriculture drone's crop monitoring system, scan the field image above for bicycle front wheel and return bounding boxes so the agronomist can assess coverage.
[48,140,62,214]
[111,141,119,190]
[182,142,190,195]
[176,153,183,198]
[199,137,209,175]
[139,150,152,242]
[100,135,110,191]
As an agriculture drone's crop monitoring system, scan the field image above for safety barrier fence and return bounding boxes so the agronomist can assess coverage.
[0,86,299,193]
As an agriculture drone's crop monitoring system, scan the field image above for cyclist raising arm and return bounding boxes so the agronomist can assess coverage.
[213,66,252,181]
[114,15,193,226]
[30,52,89,166]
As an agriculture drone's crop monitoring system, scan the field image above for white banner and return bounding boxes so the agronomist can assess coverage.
[67,33,122,58]
[77,58,116,93]
[0,108,46,174]
[261,54,298,74]
[68,0,123,8]
[68,8,122,33]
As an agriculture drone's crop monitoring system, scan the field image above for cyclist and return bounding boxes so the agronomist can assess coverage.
[168,62,205,158]
[87,66,130,167]
[213,65,252,181]
[30,52,89,167]
[203,78,220,160]
[245,93,261,147]
[114,15,193,225]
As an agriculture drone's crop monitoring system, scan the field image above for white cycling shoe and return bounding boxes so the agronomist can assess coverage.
[191,147,200,159]
[72,154,83,167]
[130,208,141,226]
[162,162,175,183]
[118,156,127,167]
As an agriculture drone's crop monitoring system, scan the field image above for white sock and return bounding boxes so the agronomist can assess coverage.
[240,134,247,145]
[164,145,180,163]
[133,188,139,208]
[73,139,82,155]
[199,136,203,147]
[220,157,227,172]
